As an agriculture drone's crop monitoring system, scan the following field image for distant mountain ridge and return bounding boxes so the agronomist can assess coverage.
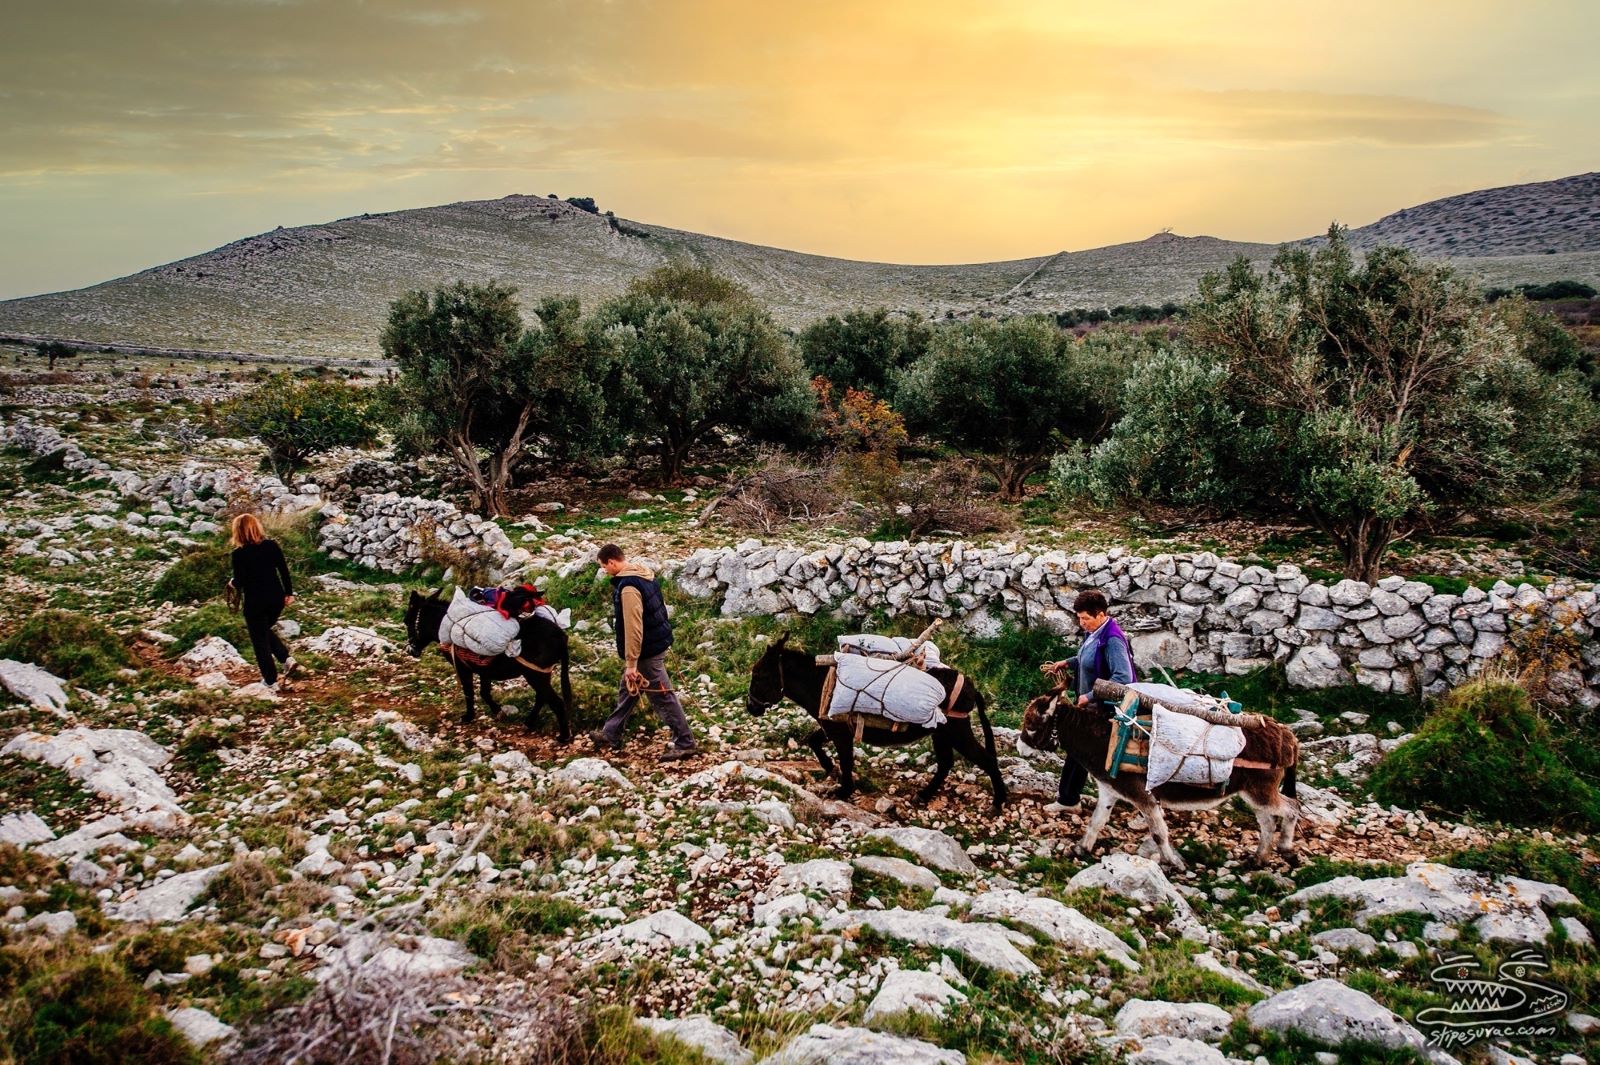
[2,173,1597,359]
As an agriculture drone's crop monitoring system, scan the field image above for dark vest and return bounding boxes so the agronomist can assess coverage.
[612,574,673,660]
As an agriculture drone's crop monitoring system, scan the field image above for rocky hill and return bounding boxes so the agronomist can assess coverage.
[1,175,1597,358]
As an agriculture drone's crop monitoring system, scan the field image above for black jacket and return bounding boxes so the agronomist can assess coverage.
[231,540,292,608]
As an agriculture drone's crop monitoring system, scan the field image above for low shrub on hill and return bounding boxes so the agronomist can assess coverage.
[0,953,202,1065]
[1369,678,1600,830]
[150,539,230,603]
[0,611,131,687]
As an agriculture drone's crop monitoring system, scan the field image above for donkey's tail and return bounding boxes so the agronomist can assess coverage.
[1282,760,1297,799]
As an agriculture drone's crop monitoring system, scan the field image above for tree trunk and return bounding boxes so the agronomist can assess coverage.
[657,439,690,486]
[985,456,1041,502]
[1334,516,1395,585]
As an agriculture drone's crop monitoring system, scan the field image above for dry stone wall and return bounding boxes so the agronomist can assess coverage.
[317,491,526,579]
[673,539,1599,704]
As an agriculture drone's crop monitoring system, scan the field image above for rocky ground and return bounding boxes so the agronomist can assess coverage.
[0,362,1595,1065]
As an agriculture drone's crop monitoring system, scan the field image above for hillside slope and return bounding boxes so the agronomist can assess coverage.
[1,174,1597,359]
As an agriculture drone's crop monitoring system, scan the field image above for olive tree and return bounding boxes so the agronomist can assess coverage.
[595,266,814,483]
[897,316,1135,500]
[798,308,931,399]
[1076,229,1596,582]
[225,371,377,479]
[381,282,617,515]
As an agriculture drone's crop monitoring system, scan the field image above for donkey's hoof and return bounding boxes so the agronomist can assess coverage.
[913,789,937,807]
[1162,855,1189,873]
[1072,844,1094,860]
[1279,850,1301,869]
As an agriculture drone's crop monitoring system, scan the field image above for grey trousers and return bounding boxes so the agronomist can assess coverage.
[599,653,694,748]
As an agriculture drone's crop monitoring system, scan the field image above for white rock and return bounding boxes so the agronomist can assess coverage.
[753,893,815,927]
[825,908,1038,977]
[3,728,181,815]
[25,910,77,937]
[553,757,633,790]
[775,859,853,899]
[0,660,70,715]
[760,1023,964,1064]
[1115,999,1232,1043]
[1126,1036,1229,1065]
[863,969,968,1024]
[1247,979,1459,1065]
[968,889,1138,969]
[853,856,942,892]
[302,625,396,657]
[1312,927,1379,957]
[865,827,977,875]
[636,1015,753,1065]
[328,737,366,757]
[1190,952,1269,995]
[165,1006,236,1048]
[177,636,249,673]
[489,751,536,777]
[607,909,711,949]
[1068,854,1208,942]
[108,863,229,923]
[0,811,55,846]
[235,682,280,702]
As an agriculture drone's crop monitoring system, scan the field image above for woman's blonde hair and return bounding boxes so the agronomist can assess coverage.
[231,513,266,547]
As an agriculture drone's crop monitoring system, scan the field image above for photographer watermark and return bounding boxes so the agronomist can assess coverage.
[1415,949,1569,1051]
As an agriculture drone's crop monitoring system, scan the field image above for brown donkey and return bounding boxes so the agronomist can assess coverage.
[1020,681,1300,870]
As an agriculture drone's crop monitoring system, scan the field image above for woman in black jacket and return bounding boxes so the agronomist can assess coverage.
[228,513,296,690]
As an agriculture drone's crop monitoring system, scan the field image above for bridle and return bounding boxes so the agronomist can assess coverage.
[747,649,786,714]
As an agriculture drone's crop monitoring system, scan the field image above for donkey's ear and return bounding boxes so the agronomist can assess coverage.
[774,631,790,649]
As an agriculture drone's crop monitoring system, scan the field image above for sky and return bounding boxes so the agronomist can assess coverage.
[2,0,1597,299]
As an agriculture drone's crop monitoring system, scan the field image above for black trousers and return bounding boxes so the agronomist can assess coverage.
[1058,757,1089,804]
[243,597,290,685]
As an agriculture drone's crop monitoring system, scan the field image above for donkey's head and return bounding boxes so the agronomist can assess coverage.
[403,589,441,659]
[744,632,790,717]
[1019,691,1062,752]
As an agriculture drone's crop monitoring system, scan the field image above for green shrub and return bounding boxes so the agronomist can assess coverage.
[1,954,202,1065]
[0,611,131,687]
[1369,678,1600,830]
[164,602,251,658]
[150,538,230,603]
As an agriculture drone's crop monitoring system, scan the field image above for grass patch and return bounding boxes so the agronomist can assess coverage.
[0,953,203,1065]
[150,538,229,603]
[164,601,251,657]
[1369,678,1600,831]
[0,610,132,687]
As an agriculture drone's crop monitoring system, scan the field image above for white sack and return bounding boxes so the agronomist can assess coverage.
[1146,703,1246,789]
[837,633,942,669]
[532,604,570,630]
[827,654,947,728]
[437,588,522,658]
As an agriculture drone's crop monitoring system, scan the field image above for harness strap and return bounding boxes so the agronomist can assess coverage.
[943,673,968,718]
[513,655,556,675]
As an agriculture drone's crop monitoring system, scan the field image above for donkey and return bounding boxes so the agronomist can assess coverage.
[745,634,1008,813]
[403,590,573,743]
[1020,682,1300,870]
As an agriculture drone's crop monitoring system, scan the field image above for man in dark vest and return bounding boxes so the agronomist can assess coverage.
[1043,589,1137,809]
[589,543,699,761]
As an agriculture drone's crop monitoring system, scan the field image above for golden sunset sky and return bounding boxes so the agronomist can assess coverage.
[2,0,1596,299]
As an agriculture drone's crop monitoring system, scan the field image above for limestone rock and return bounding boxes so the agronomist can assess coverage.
[1115,999,1231,1043]
[607,909,711,950]
[967,889,1138,969]
[853,856,942,893]
[302,625,397,657]
[107,863,229,923]
[553,757,634,790]
[1247,979,1458,1065]
[824,908,1038,977]
[1067,854,1207,942]
[775,859,853,899]
[636,1015,753,1065]
[0,811,55,846]
[165,1006,236,1048]
[761,1023,964,1064]
[864,827,977,875]
[1126,1037,1229,1065]
[863,969,968,1025]
[0,660,70,716]
[1284,644,1350,689]
[177,636,249,673]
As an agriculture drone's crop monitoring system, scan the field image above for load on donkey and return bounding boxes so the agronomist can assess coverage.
[1022,672,1301,870]
[745,620,1009,813]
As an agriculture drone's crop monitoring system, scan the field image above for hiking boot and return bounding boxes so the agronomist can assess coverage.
[587,729,622,752]
[282,656,299,677]
[657,745,699,763]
